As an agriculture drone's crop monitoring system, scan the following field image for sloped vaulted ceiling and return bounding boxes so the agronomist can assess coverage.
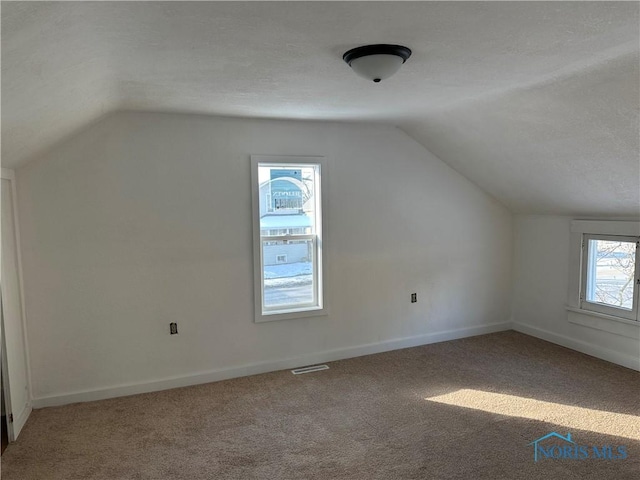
[3,1,639,216]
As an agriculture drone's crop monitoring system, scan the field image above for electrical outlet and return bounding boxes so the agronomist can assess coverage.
[411,293,417,303]
[170,322,178,335]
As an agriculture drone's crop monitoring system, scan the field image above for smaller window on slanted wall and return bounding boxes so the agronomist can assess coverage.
[251,155,328,323]
[580,234,639,321]
[567,220,640,343]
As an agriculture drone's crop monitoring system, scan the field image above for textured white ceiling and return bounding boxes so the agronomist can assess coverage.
[3,2,639,215]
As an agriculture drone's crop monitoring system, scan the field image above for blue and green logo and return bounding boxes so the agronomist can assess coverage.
[528,432,628,462]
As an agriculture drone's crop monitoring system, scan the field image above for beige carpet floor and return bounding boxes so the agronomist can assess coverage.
[2,331,639,479]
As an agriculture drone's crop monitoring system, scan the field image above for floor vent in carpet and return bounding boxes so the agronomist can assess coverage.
[291,364,329,375]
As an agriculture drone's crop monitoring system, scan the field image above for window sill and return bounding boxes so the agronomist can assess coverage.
[565,306,639,339]
[255,306,328,323]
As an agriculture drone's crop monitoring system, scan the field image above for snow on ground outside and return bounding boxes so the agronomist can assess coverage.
[264,262,312,288]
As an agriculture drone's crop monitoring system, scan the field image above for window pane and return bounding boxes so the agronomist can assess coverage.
[258,162,320,313]
[262,238,315,309]
[586,239,636,310]
[258,164,319,236]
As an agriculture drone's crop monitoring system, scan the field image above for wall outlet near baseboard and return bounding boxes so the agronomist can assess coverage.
[170,323,178,335]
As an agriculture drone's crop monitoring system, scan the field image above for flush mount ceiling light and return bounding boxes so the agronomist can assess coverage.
[343,44,412,83]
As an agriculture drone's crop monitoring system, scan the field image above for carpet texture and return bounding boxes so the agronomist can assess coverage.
[2,331,639,479]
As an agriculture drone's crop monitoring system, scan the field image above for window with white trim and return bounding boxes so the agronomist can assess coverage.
[580,234,639,321]
[251,156,327,322]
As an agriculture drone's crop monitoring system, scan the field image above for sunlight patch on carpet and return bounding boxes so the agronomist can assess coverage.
[425,389,640,440]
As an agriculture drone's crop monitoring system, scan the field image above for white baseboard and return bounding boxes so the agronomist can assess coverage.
[512,322,640,371]
[32,321,511,408]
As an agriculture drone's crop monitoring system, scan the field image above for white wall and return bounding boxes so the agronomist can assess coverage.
[513,215,640,370]
[17,112,513,406]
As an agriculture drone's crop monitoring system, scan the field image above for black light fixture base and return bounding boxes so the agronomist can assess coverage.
[342,44,412,66]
